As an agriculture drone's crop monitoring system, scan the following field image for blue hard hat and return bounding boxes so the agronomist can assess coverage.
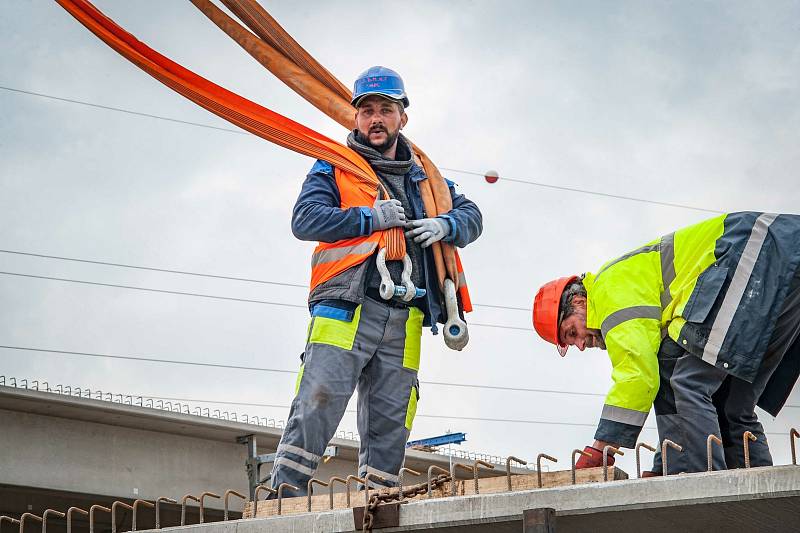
[351,66,410,109]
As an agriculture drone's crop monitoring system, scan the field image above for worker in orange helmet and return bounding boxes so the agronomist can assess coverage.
[533,212,800,475]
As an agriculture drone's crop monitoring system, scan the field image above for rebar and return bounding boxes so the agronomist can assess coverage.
[635,442,656,478]
[66,507,87,533]
[661,439,683,476]
[791,428,799,465]
[451,463,474,496]
[130,500,154,531]
[252,485,275,516]
[743,431,757,468]
[505,456,527,491]
[571,449,591,485]
[363,473,386,508]
[427,466,449,498]
[707,435,722,472]
[180,495,200,526]
[276,483,299,516]
[154,498,176,529]
[89,506,110,533]
[327,477,347,509]
[472,460,494,494]
[345,476,364,507]
[536,454,558,488]
[307,479,329,512]
[19,513,41,533]
[42,509,65,533]
[198,492,220,524]
[398,468,420,493]
[111,501,133,533]
[602,446,624,482]
[1,517,20,531]
[223,490,245,521]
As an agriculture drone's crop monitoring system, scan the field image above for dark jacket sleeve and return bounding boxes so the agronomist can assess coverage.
[292,160,373,243]
[438,179,483,248]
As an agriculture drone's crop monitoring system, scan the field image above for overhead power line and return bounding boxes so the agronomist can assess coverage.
[1,85,720,214]
[0,271,531,331]
[0,249,530,312]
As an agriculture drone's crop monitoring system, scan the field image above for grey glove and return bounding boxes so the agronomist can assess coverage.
[405,217,450,248]
[371,198,407,231]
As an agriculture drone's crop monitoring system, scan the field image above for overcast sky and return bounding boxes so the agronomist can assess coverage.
[2,0,799,476]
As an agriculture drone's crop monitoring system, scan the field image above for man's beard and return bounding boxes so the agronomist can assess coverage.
[366,126,400,154]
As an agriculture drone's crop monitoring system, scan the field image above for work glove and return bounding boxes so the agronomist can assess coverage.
[405,217,450,248]
[641,470,661,478]
[371,198,407,231]
[575,446,614,469]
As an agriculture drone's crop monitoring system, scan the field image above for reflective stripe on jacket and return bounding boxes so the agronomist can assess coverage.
[586,212,800,447]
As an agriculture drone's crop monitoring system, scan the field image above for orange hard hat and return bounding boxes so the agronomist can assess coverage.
[533,275,578,357]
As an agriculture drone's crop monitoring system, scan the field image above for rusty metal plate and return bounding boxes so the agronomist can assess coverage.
[352,502,401,530]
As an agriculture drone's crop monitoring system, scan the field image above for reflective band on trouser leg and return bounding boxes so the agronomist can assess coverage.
[702,213,779,366]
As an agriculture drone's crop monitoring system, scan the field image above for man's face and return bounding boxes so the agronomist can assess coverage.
[354,95,407,154]
[558,297,606,351]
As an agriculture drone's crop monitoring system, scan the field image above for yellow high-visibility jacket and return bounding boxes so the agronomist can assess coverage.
[586,212,800,447]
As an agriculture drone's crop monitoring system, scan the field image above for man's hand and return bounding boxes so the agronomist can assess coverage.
[575,441,619,469]
[405,217,449,248]
[371,198,407,230]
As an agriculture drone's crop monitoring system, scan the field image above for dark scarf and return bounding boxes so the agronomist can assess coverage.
[346,130,413,176]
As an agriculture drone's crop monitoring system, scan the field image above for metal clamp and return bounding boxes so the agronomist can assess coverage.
[443,278,469,350]
[635,442,656,478]
[536,454,558,488]
[154,498,176,529]
[505,456,527,491]
[707,435,722,472]
[602,446,623,482]
[661,439,683,476]
[223,490,246,521]
[180,495,200,526]
[743,431,757,469]
[427,466,449,498]
[571,449,591,485]
[66,508,87,533]
[42,510,65,533]
[376,249,424,301]
[472,460,495,494]
[307,479,329,512]
[328,477,347,510]
[132,500,154,531]
[276,483,299,516]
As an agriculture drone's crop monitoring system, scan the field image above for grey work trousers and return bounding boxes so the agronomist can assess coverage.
[652,269,800,474]
[268,295,423,496]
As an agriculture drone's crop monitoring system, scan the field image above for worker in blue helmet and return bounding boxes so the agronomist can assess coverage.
[267,67,483,496]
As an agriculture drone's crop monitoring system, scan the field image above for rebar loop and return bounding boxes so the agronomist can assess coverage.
[307,479,329,512]
[179,495,200,526]
[1,517,20,531]
[451,463,475,496]
[66,507,88,533]
[536,454,558,488]
[252,485,275,516]
[328,477,347,510]
[571,449,592,485]
[427,466,449,498]
[153,498,176,529]
[89,506,110,533]
[223,490,245,521]
[505,456,527,491]
[791,428,799,465]
[398,468,421,493]
[19,513,42,533]
[706,435,723,472]
[472,460,495,494]
[276,483,299,516]
[131,500,153,531]
[345,476,365,507]
[661,439,683,476]
[635,442,656,478]
[42,510,65,533]
[198,492,220,524]
[111,501,133,533]
[743,431,757,469]
[363,473,387,508]
[602,446,624,482]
